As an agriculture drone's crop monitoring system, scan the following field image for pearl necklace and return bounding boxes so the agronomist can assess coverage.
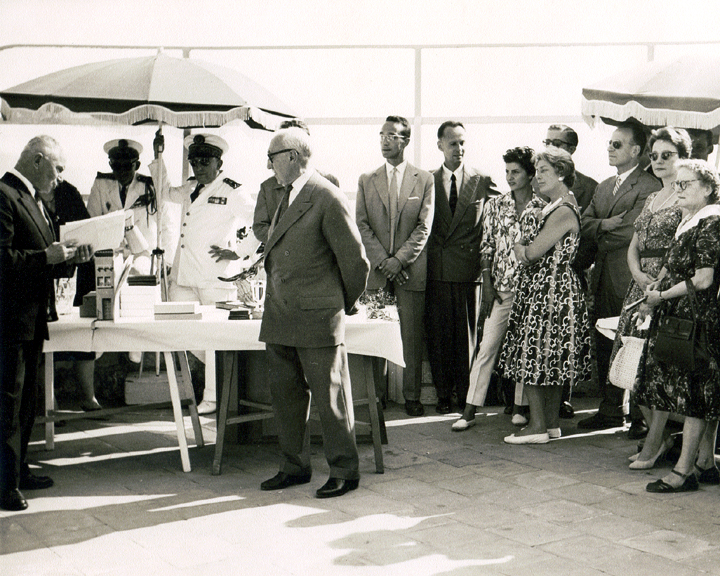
[651,188,677,212]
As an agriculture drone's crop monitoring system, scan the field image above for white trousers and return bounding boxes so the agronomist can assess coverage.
[467,290,514,407]
[169,283,236,402]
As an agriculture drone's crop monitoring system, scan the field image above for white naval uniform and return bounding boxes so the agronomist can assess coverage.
[87,173,172,274]
[149,159,259,300]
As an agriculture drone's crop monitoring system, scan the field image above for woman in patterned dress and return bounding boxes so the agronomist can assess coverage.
[639,160,720,493]
[620,127,689,469]
[501,147,591,444]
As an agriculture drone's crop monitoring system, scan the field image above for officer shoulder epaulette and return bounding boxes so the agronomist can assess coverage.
[95,172,116,180]
[223,177,241,189]
[136,174,153,185]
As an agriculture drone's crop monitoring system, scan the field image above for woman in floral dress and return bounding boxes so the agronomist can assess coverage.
[639,160,720,493]
[500,147,591,444]
[618,127,688,469]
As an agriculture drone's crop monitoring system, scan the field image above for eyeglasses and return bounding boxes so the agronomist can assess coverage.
[543,139,570,148]
[189,157,215,168]
[608,140,624,150]
[267,148,295,163]
[649,150,678,162]
[110,160,136,170]
[671,179,700,191]
[379,134,406,143]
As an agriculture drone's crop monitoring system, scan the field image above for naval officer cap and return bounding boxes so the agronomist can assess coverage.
[104,138,143,160]
[184,134,229,159]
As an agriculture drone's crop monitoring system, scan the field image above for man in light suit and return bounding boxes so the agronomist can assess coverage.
[253,119,338,244]
[578,123,661,430]
[0,136,92,511]
[259,128,369,499]
[356,116,434,417]
[426,121,497,414]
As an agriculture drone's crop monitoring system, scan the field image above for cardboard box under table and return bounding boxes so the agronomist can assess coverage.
[45,308,403,474]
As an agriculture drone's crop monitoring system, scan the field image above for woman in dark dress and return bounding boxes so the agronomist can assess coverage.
[639,160,720,493]
[39,180,101,411]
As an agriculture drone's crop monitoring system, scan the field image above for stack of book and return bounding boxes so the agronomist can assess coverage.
[119,275,161,318]
[154,301,202,321]
[216,300,256,320]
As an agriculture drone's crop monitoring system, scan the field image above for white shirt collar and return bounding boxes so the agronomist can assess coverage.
[386,160,407,182]
[442,163,464,190]
[615,163,640,186]
[9,168,36,198]
[675,204,720,238]
[287,167,315,205]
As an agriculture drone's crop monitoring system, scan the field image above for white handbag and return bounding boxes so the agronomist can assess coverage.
[609,336,646,391]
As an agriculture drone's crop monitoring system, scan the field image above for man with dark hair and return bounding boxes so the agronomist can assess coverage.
[543,124,598,212]
[253,119,338,244]
[356,115,434,416]
[0,136,92,511]
[426,121,497,414]
[687,128,715,161]
[578,123,661,431]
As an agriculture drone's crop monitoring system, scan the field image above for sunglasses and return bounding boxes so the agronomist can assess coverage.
[671,179,699,191]
[608,140,624,150]
[109,160,137,170]
[189,157,215,168]
[649,151,678,162]
[379,134,406,143]
[543,139,570,148]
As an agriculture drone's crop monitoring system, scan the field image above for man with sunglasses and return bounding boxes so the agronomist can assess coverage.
[543,125,598,212]
[150,133,259,414]
[88,139,164,275]
[578,123,661,431]
[356,116,434,417]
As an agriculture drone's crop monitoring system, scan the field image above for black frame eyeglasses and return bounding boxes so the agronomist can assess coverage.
[649,151,678,162]
[542,139,570,148]
[267,149,295,163]
[671,179,699,191]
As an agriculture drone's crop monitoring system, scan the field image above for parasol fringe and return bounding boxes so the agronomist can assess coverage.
[581,97,720,131]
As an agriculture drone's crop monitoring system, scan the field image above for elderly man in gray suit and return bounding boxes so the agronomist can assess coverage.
[259,127,369,499]
[356,115,435,417]
[578,122,661,431]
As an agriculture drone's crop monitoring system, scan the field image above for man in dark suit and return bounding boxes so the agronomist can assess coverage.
[356,116,434,417]
[426,121,496,414]
[578,123,661,430]
[258,127,369,499]
[253,119,339,244]
[0,136,92,511]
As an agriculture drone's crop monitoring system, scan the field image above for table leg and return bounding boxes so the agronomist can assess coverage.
[164,351,191,472]
[213,352,236,475]
[176,351,204,447]
[44,352,55,450]
[362,356,384,474]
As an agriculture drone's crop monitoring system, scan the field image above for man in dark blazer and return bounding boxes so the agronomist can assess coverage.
[578,123,661,431]
[259,127,369,499]
[253,119,338,244]
[426,121,497,414]
[0,136,92,511]
[356,116,434,417]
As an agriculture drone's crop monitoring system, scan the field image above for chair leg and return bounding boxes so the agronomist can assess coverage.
[213,352,237,475]
[363,356,384,473]
[177,351,203,448]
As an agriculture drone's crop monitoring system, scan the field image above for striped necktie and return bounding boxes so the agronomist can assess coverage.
[612,176,622,196]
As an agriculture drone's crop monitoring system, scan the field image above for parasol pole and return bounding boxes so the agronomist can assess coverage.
[152,121,168,302]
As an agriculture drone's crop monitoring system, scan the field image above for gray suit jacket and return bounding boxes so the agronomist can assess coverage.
[259,171,369,348]
[427,165,497,283]
[356,163,434,291]
[582,165,661,300]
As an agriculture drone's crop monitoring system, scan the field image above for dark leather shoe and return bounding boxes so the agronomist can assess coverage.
[627,420,649,440]
[405,400,424,417]
[577,413,624,430]
[435,398,451,414]
[559,401,574,419]
[19,473,54,490]
[315,477,359,498]
[0,488,28,511]
[260,471,311,491]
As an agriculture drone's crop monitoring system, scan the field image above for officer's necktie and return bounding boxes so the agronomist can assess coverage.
[449,173,458,214]
[276,185,292,222]
[119,183,128,206]
[612,176,621,196]
[190,183,204,203]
